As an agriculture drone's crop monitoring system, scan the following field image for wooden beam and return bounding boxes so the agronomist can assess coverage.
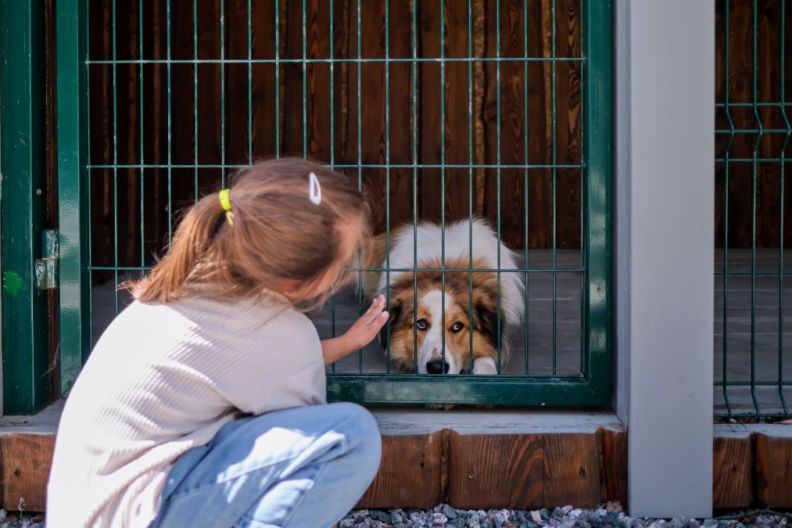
[713,436,752,509]
[0,434,55,512]
[755,433,792,507]
[357,433,443,509]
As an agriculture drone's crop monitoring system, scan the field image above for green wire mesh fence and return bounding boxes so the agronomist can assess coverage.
[716,0,792,418]
[61,0,612,406]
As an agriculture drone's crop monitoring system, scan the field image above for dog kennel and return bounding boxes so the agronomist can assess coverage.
[6,0,614,411]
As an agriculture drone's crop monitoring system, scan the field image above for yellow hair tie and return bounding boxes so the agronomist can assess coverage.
[218,189,234,225]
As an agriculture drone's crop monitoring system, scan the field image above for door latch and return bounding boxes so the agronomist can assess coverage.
[34,229,59,290]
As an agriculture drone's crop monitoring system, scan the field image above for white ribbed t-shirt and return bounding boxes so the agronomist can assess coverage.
[46,295,326,528]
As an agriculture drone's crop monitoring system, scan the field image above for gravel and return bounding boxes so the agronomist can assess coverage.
[1,503,788,527]
[340,503,791,528]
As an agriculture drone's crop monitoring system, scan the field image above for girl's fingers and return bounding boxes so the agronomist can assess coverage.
[370,295,385,312]
[365,295,386,319]
[366,310,389,330]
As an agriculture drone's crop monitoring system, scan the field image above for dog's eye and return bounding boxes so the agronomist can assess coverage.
[451,321,465,333]
[416,319,430,331]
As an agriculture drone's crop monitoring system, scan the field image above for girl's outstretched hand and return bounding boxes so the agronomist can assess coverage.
[344,295,389,350]
[321,295,389,365]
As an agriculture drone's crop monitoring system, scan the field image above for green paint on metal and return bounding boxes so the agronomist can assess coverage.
[581,0,612,404]
[1,0,51,414]
[56,0,91,395]
[3,272,24,297]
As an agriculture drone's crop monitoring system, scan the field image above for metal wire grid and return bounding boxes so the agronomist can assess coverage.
[69,0,611,406]
[715,0,792,418]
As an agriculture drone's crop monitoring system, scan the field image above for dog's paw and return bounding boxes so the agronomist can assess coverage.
[472,357,497,375]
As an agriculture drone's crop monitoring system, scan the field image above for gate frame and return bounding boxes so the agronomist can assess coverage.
[54,1,612,408]
[0,0,51,414]
[55,0,90,397]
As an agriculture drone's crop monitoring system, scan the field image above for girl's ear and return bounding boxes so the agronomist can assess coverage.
[277,279,307,300]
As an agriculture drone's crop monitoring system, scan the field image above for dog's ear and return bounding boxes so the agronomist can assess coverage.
[380,297,403,349]
[474,301,501,344]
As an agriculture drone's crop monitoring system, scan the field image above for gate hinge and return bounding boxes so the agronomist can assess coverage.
[35,229,59,291]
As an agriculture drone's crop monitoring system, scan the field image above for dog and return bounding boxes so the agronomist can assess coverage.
[360,218,524,375]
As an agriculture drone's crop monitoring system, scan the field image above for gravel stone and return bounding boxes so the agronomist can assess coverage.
[6,504,791,527]
[337,505,791,528]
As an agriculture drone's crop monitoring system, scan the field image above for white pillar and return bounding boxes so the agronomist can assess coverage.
[615,0,714,518]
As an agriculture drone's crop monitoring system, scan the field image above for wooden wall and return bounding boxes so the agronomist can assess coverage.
[86,0,584,270]
[84,0,792,273]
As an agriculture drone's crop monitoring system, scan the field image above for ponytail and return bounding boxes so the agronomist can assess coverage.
[126,194,227,302]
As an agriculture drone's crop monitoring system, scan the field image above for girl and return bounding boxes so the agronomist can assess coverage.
[47,158,388,528]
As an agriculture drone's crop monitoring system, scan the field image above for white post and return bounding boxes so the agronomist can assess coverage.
[615,0,714,518]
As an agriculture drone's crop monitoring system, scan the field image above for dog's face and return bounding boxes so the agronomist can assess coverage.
[381,271,502,375]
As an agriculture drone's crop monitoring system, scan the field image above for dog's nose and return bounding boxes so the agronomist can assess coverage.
[426,359,449,374]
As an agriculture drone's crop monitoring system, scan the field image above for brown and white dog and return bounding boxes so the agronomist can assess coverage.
[361,218,524,375]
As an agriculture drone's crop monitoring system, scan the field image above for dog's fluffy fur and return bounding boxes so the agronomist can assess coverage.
[360,218,524,375]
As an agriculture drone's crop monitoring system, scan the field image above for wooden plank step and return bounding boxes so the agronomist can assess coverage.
[4,408,790,513]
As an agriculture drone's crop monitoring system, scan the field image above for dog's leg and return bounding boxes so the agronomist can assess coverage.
[473,356,497,375]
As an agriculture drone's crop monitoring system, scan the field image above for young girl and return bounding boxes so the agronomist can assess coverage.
[47,158,388,528]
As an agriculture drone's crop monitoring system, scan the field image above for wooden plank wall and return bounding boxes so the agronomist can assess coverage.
[85,0,584,272]
[83,0,792,275]
[6,430,792,512]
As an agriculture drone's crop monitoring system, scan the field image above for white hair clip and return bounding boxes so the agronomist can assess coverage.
[309,171,322,205]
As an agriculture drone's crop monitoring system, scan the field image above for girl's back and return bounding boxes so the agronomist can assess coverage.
[48,295,324,526]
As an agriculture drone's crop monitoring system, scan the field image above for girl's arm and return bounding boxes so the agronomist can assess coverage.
[321,296,388,365]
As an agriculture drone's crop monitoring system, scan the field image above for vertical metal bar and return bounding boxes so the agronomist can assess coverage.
[551,0,558,375]
[302,0,307,158]
[721,0,734,417]
[1,0,49,412]
[85,0,94,353]
[139,0,145,270]
[495,0,503,373]
[582,0,612,403]
[385,0,392,374]
[780,0,790,416]
[750,0,761,415]
[330,0,337,350]
[275,0,280,156]
[112,0,119,314]
[523,0,530,375]
[468,0,475,372]
[247,0,253,164]
[193,0,199,201]
[56,0,91,396]
[167,0,173,240]
[440,0,447,373]
[578,2,586,376]
[357,0,363,373]
[330,2,335,167]
[220,0,226,185]
[411,0,419,373]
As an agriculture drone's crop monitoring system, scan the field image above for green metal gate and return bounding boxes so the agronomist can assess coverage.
[52,0,611,409]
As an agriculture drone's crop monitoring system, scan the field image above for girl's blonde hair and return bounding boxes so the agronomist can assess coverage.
[127,158,368,307]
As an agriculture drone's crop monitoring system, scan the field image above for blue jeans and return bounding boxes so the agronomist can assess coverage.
[149,403,382,528]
